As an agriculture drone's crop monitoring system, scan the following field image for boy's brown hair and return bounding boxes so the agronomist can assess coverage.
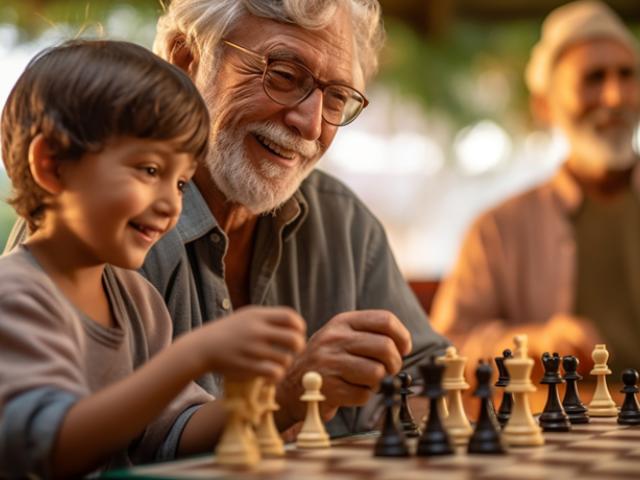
[1,39,210,231]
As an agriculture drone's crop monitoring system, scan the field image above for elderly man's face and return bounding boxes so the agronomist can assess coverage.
[547,38,640,175]
[195,8,360,213]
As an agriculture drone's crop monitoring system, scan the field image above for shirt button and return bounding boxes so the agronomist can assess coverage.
[222,298,231,310]
[211,233,221,243]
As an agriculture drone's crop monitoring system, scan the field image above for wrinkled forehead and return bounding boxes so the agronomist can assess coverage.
[554,37,640,77]
[225,7,362,90]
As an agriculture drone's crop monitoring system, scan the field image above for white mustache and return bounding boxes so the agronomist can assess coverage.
[587,107,637,128]
[249,121,320,159]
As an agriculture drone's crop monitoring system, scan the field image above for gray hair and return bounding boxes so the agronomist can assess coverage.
[153,0,384,85]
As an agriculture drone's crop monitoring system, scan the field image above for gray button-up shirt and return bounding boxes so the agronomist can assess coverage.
[4,169,448,435]
[140,169,448,434]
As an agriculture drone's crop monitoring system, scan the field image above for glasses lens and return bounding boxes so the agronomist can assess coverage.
[264,61,313,106]
[323,85,365,126]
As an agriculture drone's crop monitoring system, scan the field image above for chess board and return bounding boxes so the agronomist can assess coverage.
[109,417,640,480]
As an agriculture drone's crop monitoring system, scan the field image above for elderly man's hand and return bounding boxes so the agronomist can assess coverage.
[274,310,412,430]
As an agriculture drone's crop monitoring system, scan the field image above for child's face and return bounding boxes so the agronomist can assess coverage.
[54,137,197,269]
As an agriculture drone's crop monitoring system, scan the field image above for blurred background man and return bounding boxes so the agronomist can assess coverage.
[432,0,640,373]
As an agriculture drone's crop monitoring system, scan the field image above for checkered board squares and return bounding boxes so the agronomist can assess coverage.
[117,417,640,480]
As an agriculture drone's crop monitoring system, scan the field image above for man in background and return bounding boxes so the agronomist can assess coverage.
[432,0,640,373]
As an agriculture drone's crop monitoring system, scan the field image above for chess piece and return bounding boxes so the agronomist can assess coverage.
[468,361,506,454]
[587,344,618,417]
[440,346,472,446]
[374,376,410,457]
[215,378,263,467]
[502,335,544,447]
[416,357,454,456]
[538,352,571,432]
[256,383,285,456]
[561,355,590,424]
[297,371,331,448]
[495,349,514,428]
[397,371,420,437]
[617,369,640,426]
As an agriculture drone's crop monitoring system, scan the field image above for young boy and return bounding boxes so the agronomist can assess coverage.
[0,40,306,478]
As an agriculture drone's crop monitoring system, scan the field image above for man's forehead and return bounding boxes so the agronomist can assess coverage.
[226,10,360,87]
[555,37,639,73]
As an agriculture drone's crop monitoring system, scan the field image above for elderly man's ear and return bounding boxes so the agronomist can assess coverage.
[529,95,553,128]
[169,35,200,78]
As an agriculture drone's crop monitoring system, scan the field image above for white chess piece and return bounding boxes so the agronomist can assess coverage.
[502,335,544,447]
[215,378,263,467]
[439,346,472,446]
[296,371,331,448]
[587,344,618,417]
[256,383,285,456]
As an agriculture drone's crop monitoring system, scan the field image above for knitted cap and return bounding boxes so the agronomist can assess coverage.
[525,0,639,94]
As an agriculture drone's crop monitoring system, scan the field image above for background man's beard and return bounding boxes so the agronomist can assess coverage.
[564,109,639,175]
[204,123,317,215]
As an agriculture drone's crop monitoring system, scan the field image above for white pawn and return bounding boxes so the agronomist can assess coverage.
[588,344,618,417]
[502,335,544,447]
[296,371,331,448]
[439,346,472,446]
[256,383,285,456]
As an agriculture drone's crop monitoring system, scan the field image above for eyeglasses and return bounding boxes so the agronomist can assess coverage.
[222,40,368,126]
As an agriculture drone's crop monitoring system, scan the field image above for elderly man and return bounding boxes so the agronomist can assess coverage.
[5,0,447,436]
[144,0,446,435]
[432,0,640,373]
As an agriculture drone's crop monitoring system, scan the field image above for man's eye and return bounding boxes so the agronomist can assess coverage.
[143,166,158,176]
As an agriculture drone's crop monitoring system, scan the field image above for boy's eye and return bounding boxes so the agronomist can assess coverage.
[177,180,187,193]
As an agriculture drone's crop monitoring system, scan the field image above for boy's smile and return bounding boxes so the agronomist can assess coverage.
[50,136,197,269]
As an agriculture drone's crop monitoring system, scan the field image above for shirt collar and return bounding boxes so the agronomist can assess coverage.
[551,161,640,214]
[176,181,309,244]
[176,181,219,243]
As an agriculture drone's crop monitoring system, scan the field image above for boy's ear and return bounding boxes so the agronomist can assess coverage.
[28,134,63,195]
[169,34,200,78]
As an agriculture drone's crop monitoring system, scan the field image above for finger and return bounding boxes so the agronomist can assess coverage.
[336,355,387,391]
[262,328,306,354]
[244,343,296,369]
[262,307,307,334]
[344,332,404,374]
[343,310,412,356]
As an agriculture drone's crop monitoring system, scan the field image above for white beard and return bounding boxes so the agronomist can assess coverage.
[562,108,639,175]
[204,121,320,215]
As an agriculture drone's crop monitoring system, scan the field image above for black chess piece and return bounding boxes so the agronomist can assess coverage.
[494,349,514,428]
[618,369,640,426]
[561,355,590,424]
[538,352,571,432]
[374,376,410,457]
[397,371,421,437]
[468,360,506,454]
[416,357,454,456]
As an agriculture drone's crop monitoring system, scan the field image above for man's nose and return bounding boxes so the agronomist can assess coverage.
[601,74,625,108]
[284,89,324,141]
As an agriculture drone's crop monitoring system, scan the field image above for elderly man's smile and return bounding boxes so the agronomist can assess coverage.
[251,132,299,167]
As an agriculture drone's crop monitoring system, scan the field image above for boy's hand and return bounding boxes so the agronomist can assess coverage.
[190,306,306,382]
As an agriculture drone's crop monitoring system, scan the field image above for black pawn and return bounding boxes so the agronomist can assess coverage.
[374,376,410,457]
[561,355,590,424]
[494,349,514,428]
[416,357,454,456]
[468,361,506,454]
[618,369,640,426]
[539,352,571,432]
[397,371,421,437]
